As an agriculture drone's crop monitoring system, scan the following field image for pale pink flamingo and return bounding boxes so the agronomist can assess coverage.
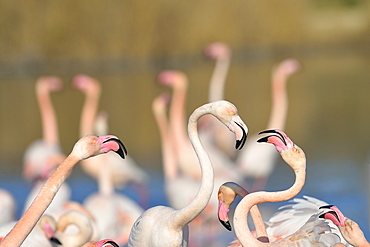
[0,134,127,247]
[320,205,369,247]
[22,76,71,215]
[32,209,94,246]
[236,58,301,191]
[231,129,341,246]
[73,74,148,193]
[157,71,244,244]
[128,100,248,246]
[202,42,238,159]
[217,182,269,243]
[0,189,16,225]
[73,74,145,245]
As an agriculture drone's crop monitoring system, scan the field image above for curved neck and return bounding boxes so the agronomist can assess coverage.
[169,82,189,158]
[57,212,93,246]
[0,155,79,247]
[173,105,214,228]
[154,103,178,181]
[234,164,306,246]
[208,56,230,102]
[266,73,288,130]
[36,86,59,145]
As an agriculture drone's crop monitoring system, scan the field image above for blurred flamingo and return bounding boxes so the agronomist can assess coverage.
[231,129,341,246]
[22,76,71,216]
[0,189,16,225]
[128,100,248,247]
[73,74,145,246]
[236,58,301,191]
[0,135,127,247]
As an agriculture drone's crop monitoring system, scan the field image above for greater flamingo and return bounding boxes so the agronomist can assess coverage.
[22,76,71,215]
[236,58,300,191]
[73,74,145,245]
[217,182,268,242]
[320,205,369,247]
[0,134,127,247]
[232,129,341,246]
[73,74,148,192]
[128,100,248,247]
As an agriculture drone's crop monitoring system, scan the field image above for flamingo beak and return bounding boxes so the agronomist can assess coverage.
[102,137,128,159]
[234,122,247,150]
[50,237,62,245]
[257,129,287,145]
[319,205,347,227]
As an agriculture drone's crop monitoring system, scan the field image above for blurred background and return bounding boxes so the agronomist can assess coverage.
[0,0,369,244]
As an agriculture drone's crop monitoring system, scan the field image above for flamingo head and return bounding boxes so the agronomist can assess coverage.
[273,58,300,79]
[210,100,248,150]
[72,135,127,160]
[157,70,187,89]
[204,42,230,59]
[72,74,101,94]
[82,239,119,247]
[257,129,305,170]
[319,205,368,246]
[217,183,239,231]
[152,92,171,116]
[36,76,63,94]
[39,215,62,245]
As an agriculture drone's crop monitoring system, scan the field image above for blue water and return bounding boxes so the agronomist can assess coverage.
[0,157,368,245]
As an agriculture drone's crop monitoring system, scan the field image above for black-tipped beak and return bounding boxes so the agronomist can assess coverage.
[50,237,62,245]
[319,205,334,210]
[103,138,128,159]
[257,129,287,145]
[106,240,120,247]
[235,122,247,150]
[219,219,232,231]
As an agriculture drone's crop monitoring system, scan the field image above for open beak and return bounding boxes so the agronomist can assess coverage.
[257,129,287,145]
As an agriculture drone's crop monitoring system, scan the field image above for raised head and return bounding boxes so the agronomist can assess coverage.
[157,70,187,89]
[36,76,63,94]
[257,129,305,170]
[204,42,230,59]
[72,74,101,95]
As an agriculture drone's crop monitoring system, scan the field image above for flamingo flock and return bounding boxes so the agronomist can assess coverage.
[0,42,368,247]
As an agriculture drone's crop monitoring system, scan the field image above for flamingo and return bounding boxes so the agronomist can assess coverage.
[319,205,369,247]
[38,210,94,247]
[22,76,71,215]
[0,134,127,247]
[236,58,300,191]
[230,129,341,246]
[217,182,269,242]
[73,74,148,192]
[73,74,145,245]
[128,100,248,247]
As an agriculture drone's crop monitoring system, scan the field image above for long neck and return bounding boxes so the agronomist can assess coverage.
[154,104,178,181]
[37,87,59,145]
[228,183,268,241]
[208,56,230,102]
[169,82,189,158]
[0,155,79,247]
[80,89,100,137]
[173,106,214,228]
[234,163,306,246]
[266,72,288,130]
